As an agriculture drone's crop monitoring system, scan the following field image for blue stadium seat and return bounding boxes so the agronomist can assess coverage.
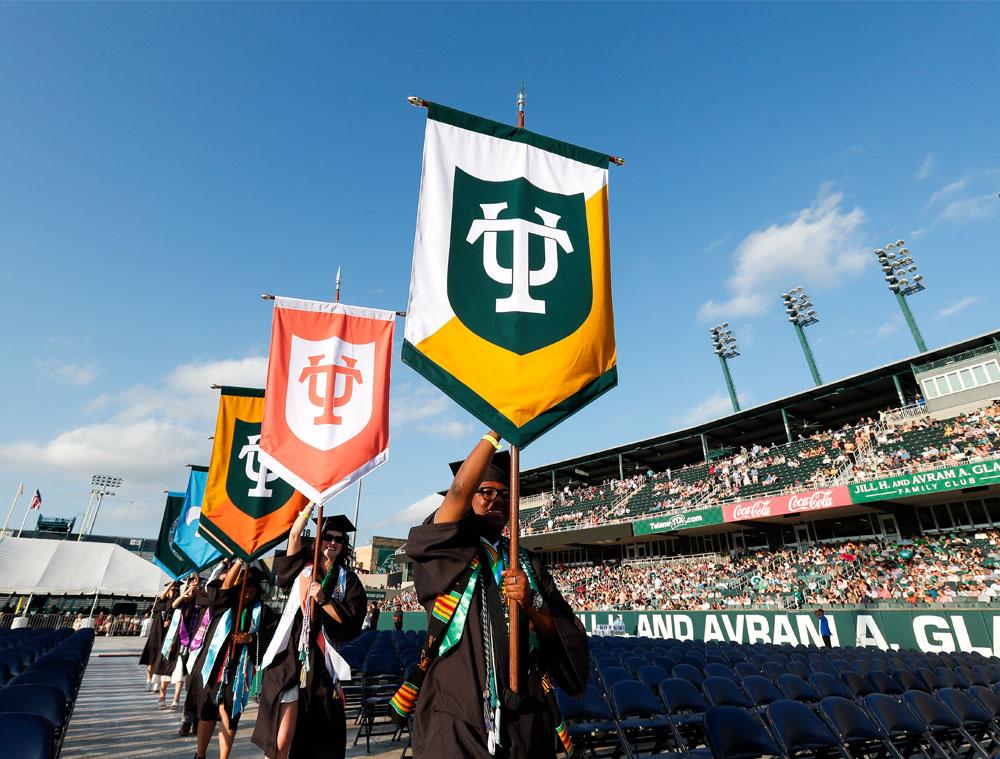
[777,674,820,706]
[0,683,67,737]
[555,684,620,757]
[865,692,944,758]
[903,688,987,756]
[743,676,783,710]
[659,678,709,750]
[766,698,841,758]
[818,696,890,759]
[704,705,780,759]
[672,663,705,689]
[705,663,738,680]
[808,672,851,700]
[611,680,672,757]
[9,670,75,703]
[0,712,53,759]
[704,676,753,710]
[638,664,670,691]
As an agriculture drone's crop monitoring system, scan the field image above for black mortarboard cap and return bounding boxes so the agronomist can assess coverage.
[449,449,511,485]
[320,514,356,534]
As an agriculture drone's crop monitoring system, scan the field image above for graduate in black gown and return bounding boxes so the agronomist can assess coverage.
[405,433,589,759]
[139,581,178,692]
[154,577,199,709]
[251,509,368,759]
[191,561,277,759]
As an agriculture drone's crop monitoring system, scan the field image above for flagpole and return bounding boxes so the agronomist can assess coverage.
[1,483,23,537]
[16,495,35,538]
[507,83,527,695]
[309,270,341,624]
[229,564,250,659]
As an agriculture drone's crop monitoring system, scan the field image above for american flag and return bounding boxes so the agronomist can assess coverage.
[29,489,41,510]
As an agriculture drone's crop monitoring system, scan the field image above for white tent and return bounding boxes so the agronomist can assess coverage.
[0,537,170,597]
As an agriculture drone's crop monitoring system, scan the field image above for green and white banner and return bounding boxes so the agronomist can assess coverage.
[387,607,1000,654]
[403,102,617,447]
[633,506,724,535]
[849,457,1000,503]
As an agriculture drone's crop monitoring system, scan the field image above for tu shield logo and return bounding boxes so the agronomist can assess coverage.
[226,418,296,517]
[285,334,375,451]
[448,168,593,355]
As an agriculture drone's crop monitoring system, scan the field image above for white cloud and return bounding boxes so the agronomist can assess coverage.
[0,355,267,485]
[699,185,867,321]
[390,382,473,438]
[935,194,997,225]
[673,391,748,428]
[394,492,444,524]
[916,153,936,180]
[0,419,206,483]
[909,228,926,241]
[416,419,475,439]
[875,316,901,339]
[37,360,98,387]
[938,296,981,319]
[703,233,732,255]
[925,179,967,209]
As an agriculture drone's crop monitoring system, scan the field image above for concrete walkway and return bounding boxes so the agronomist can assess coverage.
[61,637,405,759]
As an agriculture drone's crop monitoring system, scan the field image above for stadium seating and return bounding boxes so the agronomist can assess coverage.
[0,627,94,758]
[557,631,1000,758]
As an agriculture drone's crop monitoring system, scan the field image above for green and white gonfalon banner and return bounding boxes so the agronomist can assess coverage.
[403,103,617,448]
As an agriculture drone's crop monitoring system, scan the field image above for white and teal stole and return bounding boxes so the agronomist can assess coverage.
[200,602,262,719]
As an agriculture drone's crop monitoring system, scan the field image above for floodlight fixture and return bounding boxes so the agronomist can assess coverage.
[709,322,741,412]
[874,240,927,352]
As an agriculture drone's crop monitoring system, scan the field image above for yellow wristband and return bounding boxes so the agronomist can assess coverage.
[482,433,502,451]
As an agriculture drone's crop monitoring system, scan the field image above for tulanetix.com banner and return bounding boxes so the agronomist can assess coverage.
[387,608,1000,654]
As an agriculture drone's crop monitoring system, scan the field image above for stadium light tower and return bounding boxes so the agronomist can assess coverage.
[875,240,928,353]
[709,323,741,413]
[77,474,123,541]
[781,287,823,386]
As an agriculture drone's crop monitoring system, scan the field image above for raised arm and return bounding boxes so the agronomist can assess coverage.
[434,431,501,524]
[286,503,314,558]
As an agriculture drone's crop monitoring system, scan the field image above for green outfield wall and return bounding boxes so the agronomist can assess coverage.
[381,607,1000,654]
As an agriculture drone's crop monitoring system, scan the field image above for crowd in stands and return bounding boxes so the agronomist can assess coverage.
[519,402,1000,535]
[548,530,1000,611]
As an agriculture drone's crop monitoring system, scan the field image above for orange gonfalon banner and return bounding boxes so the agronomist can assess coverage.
[258,297,395,505]
[199,387,309,561]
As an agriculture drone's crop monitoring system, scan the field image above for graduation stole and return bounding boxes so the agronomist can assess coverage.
[200,602,263,719]
[390,539,573,757]
[160,608,182,658]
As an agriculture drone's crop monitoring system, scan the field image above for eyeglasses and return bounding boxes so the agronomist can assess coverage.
[476,487,509,502]
[322,534,347,545]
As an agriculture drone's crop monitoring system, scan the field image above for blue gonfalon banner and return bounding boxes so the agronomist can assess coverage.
[173,466,223,571]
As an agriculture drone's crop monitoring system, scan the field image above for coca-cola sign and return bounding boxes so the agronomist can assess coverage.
[723,486,851,523]
[730,500,772,520]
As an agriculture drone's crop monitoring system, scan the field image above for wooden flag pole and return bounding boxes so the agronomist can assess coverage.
[508,444,521,694]
[309,269,340,624]
[310,502,324,625]
[507,82,528,695]
[228,564,250,659]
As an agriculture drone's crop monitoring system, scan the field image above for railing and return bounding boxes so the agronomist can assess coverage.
[879,403,931,426]
[913,345,999,374]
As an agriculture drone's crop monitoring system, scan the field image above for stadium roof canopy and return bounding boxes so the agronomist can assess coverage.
[0,536,170,596]
[520,328,1000,496]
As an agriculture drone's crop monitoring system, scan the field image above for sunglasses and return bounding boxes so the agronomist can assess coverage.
[476,487,509,502]
[322,533,347,545]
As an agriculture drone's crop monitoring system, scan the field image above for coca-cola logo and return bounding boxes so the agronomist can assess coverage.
[732,500,771,519]
[787,490,835,513]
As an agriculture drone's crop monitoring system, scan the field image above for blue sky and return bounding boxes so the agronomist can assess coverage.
[1,2,998,545]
